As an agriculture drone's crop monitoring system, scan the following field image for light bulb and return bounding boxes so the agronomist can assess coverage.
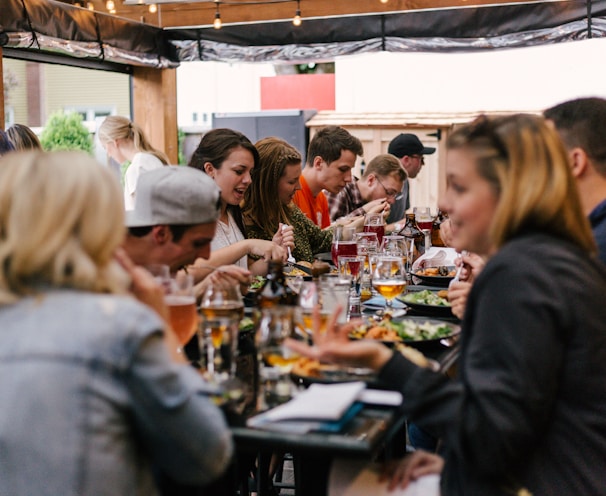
[109,7,116,13]
[148,3,157,13]
[293,11,302,26]
[213,12,222,29]
[105,0,115,11]
[380,0,389,3]
[87,1,94,9]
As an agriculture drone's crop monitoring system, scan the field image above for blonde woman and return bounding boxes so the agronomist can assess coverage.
[98,115,169,210]
[290,114,606,495]
[0,151,232,494]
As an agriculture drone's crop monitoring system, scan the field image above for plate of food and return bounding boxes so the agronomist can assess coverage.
[350,315,460,350]
[413,265,456,287]
[290,357,378,386]
[399,289,454,318]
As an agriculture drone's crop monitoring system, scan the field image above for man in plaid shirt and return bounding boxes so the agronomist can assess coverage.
[326,153,406,222]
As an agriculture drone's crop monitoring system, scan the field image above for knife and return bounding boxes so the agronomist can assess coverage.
[285,261,313,275]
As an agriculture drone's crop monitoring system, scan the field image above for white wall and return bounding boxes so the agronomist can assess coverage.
[176,61,275,128]
[335,38,606,113]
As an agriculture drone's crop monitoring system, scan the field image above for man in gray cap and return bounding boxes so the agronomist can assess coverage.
[386,133,436,224]
[123,166,249,294]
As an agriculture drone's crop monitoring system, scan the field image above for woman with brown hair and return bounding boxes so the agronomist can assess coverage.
[242,136,332,263]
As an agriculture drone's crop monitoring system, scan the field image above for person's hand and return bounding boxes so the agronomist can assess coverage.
[193,264,252,299]
[448,280,472,319]
[364,198,389,215]
[114,248,185,363]
[457,252,485,284]
[272,223,295,250]
[247,239,286,262]
[285,308,393,371]
[114,248,169,321]
[380,450,444,490]
[439,218,454,247]
[339,215,366,231]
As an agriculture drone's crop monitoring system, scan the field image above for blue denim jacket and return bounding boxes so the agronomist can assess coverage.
[0,290,232,495]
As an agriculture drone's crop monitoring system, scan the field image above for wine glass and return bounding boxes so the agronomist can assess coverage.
[363,212,385,245]
[164,272,198,354]
[199,282,244,380]
[331,225,357,266]
[372,255,407,312]
[338,255,365,297]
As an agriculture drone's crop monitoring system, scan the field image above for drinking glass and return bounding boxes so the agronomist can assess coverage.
[331,225,357,266]
[338,255,365,297]
[363,212,385,245]
[414,206,435,251]
[372,256,407,312]
[318,273,352,324]
[296,281,328,340]
[164,273,198,352]
[256,306,300,372]
[199,283,244,379]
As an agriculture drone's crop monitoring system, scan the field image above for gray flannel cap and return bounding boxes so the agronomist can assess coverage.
[126,166,221,227]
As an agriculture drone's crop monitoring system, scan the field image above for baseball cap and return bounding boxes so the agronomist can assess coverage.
[388,133,436,158]
[126,166,221,227]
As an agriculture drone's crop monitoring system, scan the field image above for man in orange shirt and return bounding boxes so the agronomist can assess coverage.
[293,126,364,228]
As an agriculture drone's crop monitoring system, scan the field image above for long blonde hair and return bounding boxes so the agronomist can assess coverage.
[447,114,595,253]
[0,151,129,304]
[98,115,169,165]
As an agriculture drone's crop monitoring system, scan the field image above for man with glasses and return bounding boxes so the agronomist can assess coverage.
[326,153,406,222]
[386,133,436,224]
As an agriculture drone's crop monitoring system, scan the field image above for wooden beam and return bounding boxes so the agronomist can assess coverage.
[0,47,4,130]
[132,67,179,164]
[106,0,547,28]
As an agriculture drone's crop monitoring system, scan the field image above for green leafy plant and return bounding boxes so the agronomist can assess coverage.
[40,111,93,154]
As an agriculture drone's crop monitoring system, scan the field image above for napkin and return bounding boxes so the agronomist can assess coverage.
[412,247,457,271]
[363,296,406,309]
[329,458,441,496]
[246,383,402,434]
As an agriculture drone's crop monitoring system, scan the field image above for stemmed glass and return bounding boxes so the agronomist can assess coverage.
[164,272,198,354]
[363,212,385,245]
[372,255,407,312]
[199,282,244,380]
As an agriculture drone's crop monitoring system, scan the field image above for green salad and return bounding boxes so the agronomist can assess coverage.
[394,319,455,341]
[402,290,450,307]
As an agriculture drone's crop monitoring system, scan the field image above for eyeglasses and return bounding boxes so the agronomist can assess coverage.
[375,176,403,201]
[410,154,425,164]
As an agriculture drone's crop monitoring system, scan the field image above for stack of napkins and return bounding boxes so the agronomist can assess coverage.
[247,382,402,434]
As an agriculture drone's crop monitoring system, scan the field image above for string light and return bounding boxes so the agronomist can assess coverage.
[105,0,115,10]
[380,0,389,3]
[213,1,222,29]
[292,0,301,26]
[148,3,157,13]
[87,1,94,10]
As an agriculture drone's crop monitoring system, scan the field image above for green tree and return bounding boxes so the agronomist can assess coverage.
[40,111,93,154]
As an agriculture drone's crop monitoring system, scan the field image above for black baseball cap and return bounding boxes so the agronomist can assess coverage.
[388,133,436,158]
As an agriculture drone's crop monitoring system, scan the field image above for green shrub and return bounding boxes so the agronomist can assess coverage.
[40,111,93,154]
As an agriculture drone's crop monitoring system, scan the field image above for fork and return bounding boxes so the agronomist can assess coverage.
[449,250,468,287]
[282,224,296,264]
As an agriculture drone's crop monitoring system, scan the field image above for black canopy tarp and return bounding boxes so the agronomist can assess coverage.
[1,0,606,66]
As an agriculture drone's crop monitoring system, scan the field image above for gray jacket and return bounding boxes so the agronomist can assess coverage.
[0,290,232,495]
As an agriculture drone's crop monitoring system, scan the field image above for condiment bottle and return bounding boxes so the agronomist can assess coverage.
[431,210,448,247]
[256,260,297,308]
[399,213,425,264]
